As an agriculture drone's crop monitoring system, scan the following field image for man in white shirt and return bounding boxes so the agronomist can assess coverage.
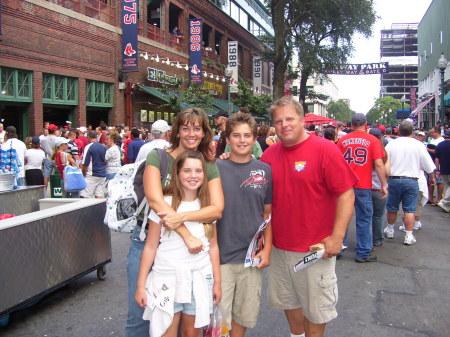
[384,120,436,245]
[135,120,170,162]
[1,126,27,186]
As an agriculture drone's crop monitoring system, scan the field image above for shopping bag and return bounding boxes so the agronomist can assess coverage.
[63,165,86,192]
[203,304,229,337]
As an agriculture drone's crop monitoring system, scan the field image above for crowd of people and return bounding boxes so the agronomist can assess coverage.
[0,100,449,337]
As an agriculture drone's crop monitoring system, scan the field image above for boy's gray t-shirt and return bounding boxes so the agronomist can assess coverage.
[216,158,272,264]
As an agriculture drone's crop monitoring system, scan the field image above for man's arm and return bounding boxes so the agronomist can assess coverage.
[374,158,387,199]
[321,188,355,258]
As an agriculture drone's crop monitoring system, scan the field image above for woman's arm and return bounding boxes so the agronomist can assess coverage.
[161,177,224,226]
[144,164,204,254]
[67,153,78,167]
[135,220,161,308]
[208,224,221,304]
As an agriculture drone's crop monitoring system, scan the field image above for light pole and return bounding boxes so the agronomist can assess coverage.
[388,108,392,126]
[225,66,233,115]
[438,53,447,123]
[400,95,406,110]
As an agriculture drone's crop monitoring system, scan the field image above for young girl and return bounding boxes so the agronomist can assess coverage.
[135,151,221,337]
[52,137,79,197]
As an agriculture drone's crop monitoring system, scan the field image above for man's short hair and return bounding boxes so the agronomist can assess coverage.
[269,97,304,119]
[131,128,140,139]
[225,112,257,139]
[432,126,441,134]
[399,120,414,137]
[238,107,250,114]
[87,130,97,139]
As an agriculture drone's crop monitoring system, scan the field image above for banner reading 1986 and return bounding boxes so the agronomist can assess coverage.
[121,0,138,70]
[189,19,203,84]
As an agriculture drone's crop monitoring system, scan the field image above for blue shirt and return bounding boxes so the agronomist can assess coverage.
[83,142,106,177]
[435,140,450,175]
[127,139,145,163]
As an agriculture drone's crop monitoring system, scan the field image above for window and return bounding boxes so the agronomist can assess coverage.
[230,2,239,22]
[86,80,113,107]
[440,31,443,44]
[239,8,248,29]
[430,42,433,55]
[0,67,32,102]
[42,74,78,104]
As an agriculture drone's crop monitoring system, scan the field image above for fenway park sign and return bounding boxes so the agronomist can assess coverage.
[324,62,389,75]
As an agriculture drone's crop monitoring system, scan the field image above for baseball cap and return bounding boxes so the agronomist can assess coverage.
[55,137,69,147]
[31,136,40,144]
[444,129,450,138]
[5,126,17,134]
[369,128,382,139]
[216,110,228,118]
[78,126,87,133]
[378,125,386,133]
[48,124,58,131]
[151,120,170,133]
[329,121,338,128]
[417,131,426,136]
[351,113,367,126]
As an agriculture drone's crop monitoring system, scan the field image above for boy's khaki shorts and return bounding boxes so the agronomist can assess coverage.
[220,263,263,329]
[268,246,338,324]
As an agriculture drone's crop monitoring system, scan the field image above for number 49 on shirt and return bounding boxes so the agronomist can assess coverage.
[343,147,368,165]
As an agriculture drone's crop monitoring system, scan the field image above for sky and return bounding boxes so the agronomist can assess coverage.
[330,0,433,114]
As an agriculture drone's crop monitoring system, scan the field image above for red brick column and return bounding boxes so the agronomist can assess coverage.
[29,71,43,136]
[75,78,86,127]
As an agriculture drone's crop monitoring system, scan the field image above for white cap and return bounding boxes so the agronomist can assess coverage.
[55,137,70,147]
[151,120,170,133]
[78,126,87,133]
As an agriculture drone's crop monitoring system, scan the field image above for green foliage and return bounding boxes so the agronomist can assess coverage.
[327,100,355,123]
[366,96,410,126]
[160,81,216,114]
[232,79,273,117]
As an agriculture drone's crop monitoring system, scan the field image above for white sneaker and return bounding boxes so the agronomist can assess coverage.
[414,221,422,230]
[399,224,406,232]
[437,201,450,213]
[384,226,394,239]
[404,234,417,245]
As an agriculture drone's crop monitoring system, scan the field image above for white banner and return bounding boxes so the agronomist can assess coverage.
[228,41,239,93]
[253,56,262,95]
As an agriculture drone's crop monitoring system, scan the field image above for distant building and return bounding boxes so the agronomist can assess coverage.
[379,23,418,102]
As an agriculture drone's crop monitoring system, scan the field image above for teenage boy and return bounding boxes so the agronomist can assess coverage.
[216,112,273,337]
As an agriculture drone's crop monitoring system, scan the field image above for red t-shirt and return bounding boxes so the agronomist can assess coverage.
[261,135,358,252]
[337,130,384,189]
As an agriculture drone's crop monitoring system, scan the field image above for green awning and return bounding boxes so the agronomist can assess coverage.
[445,91,450,106]
[137,85,172,103]
[212,98,239,113]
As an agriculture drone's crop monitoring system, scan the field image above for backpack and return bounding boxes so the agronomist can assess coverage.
[104,148,168,238]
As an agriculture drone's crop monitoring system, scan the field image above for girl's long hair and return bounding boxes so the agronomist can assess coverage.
[169,108,214,162]
[163,151,210,214]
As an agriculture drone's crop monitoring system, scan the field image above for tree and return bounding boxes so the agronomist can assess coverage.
[232,79,273,117]
[366,96,409,126]
[160,81,215,114]
[267,0,376,107]
[327,100,355,123]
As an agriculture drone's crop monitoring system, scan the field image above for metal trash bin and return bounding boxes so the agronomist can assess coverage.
[50,174,62,198]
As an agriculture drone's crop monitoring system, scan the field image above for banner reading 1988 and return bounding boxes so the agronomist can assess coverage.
[121,0,138,70]
[228,41,239,93]
[189,19,203,84]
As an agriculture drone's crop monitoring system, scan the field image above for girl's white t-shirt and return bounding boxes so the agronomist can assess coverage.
[148,196,210,264]
[25,149,46,170]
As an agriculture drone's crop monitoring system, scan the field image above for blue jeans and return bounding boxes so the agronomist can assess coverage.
[354,188,373,259]
[386,178,419,213]
[371,190,386,246]
[125,226,149,337]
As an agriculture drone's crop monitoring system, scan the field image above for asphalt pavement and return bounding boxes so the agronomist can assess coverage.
[1,204,449,337]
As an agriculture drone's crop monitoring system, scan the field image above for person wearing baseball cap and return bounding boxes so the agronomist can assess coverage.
[435,129,450,212]
[40,124,59,189]
[135,120,171,163]
[337,113,388,262]
[1,126,27,186]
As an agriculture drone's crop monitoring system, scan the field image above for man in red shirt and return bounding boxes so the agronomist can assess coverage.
[261,97,357,337]
[337,114,387,263]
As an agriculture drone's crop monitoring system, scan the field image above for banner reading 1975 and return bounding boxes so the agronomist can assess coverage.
[121,0,138,70]
[189,19,203,84]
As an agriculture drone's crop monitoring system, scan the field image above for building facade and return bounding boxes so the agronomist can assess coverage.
[416,0,449,128]
[379,23,418,101]
[0,0,272,138]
